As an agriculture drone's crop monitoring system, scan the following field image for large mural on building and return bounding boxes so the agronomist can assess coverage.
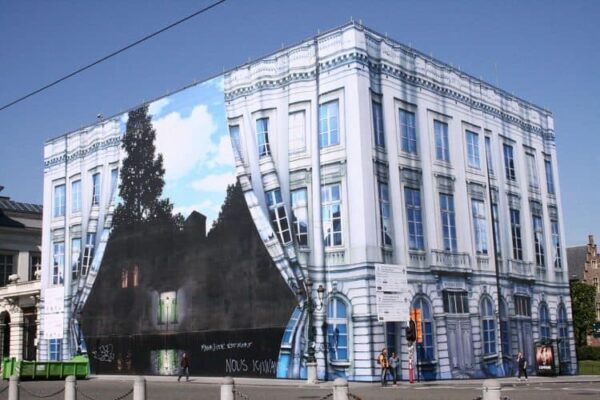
[79,78,298,377]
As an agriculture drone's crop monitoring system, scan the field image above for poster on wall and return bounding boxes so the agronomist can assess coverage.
[535,341,557,376]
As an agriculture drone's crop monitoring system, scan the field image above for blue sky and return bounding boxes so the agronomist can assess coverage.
[0,0,599,246]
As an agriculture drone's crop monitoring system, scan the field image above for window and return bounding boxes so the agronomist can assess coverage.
[386,322,398,354]
[289,111,306,154]
[327,297,348,361]
[539,303,550,339]
[282,307,302,345]
[319,100,339,148]
[440,193,457,252]
[492,203,501,256]
[466,130,481,169]
[322,184,342,247]
[92,173,101,206]
[110,168,118,202]
[500,299,510,356]
[514,295,531,317]
[132,264,139,287]
[545,159,555,194]
[49,339,61,361]
[481,297,497,355]
[405,188,424,250]
[443,291,469,314]
[0,254,14,286]
[372,101,385,148]
[413,297,435,362]
[378,182,392,246]
[81,233,95,276]
[30,254,41,281]
[526,153,539,189]
[265,189,292,244]
[471,199,488,254]
[485,136,494,175]
[52,242,64,285]
[400,109,417,154]
[53,184,66,217]
[434,120,450,162]
[291,188,308,246]
[71,180,81,213]
[256,118,271,158]
[121,269,128,289]
[551,220,562,268]
[510,209,523,260]
[503,144,516,181]
[594,277,599,291]
[532,212,545,267]
[557,305,570,362]
[71,238,81,280]
[158,291,177,324]
[229,125,243,162]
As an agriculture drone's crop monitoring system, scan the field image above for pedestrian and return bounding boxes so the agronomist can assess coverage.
[378,348,389,386]
[388,351,400,385]
[516,351,527,382]
[178,352,189,382]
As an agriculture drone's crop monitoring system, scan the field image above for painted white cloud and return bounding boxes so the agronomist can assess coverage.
[206,135,235,168]
[191,172,237,193]
[120,113,129,125]
[148,98,171,116]
[154,105,217,181]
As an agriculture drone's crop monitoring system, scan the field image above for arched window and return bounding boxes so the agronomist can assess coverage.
[500,299,510,356]
[558,304,570,361]
[480,297,496,355]
[327,297,348,361]
[539,303,550,339]
[412,296,435,362]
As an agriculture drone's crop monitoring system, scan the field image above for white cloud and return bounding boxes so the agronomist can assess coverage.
[120,113,129,125]
[191,172,237,193]
[148,98,171,116]
[206,135,235,168]
[153,105,217,181]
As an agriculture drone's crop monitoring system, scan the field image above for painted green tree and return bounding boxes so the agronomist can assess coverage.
[570,280,596,346]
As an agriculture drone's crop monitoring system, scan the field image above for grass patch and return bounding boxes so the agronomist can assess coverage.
[579,360,600,374]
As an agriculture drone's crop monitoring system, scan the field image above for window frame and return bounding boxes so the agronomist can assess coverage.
[53,184,66,218]
[372,101,385,148]
[480,297,497,356]
[466,130,481,169]
[471,198,489,255]
[399,109,417,155]
[321,183,343,247]
[503,144,517,182]
[265,189,292,244]
[319,100,340,148]
[327,297,349,362]
[378,181,393,247]
[256,117,271,159]
[439,193,457,252]
[434,119,450,162]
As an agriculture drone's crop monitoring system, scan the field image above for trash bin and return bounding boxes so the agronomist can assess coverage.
[3,356,89,380]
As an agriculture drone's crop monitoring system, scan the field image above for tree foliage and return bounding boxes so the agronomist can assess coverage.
[570,280,597,346]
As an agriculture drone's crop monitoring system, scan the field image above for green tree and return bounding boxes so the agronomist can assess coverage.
[570,280,596,346]
[112,105,181,231]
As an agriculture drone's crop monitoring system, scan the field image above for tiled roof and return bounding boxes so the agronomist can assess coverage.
[0,198,43,214]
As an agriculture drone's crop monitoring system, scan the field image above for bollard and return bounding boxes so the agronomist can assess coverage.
[333,378,348,400]
[65,376,77,400]
[133,376,146,400]
[482,378,501,400]
[306,362,318,384]
[8,375,18,400]
[220,376,234,400]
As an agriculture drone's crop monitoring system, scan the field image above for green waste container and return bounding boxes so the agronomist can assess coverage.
[2,356,89,380]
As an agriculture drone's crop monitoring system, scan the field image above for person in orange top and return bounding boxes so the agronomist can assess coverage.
[378,348,390,386]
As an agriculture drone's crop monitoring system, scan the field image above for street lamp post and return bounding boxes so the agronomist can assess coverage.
[297,278,325,383]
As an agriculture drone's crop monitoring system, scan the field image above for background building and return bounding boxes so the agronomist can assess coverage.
[0,187,42,361]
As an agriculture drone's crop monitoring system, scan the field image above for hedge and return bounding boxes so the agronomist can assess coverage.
[577,346,600,360]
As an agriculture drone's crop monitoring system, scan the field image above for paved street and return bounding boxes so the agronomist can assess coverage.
[1,376,599,400]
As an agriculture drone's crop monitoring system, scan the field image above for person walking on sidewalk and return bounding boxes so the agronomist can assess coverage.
[389,351,400,385]
[378,348,390,386]
[178,352,190,382]
[517,351,528,382]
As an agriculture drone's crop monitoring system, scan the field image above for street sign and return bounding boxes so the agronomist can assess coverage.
[375,264,410,322]
[375,264,408,292]
[376,292,410,322]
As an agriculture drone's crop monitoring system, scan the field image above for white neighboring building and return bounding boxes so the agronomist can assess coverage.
[223,22,576,380]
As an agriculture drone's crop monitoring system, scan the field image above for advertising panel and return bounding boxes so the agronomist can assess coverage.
[535,341,558,376]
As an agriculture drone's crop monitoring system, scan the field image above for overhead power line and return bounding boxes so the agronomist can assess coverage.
[0,0,226,112]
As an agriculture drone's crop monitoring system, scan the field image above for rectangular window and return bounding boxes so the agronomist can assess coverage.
[471,199,488,254]
[443,291,469,314]
[526,153,539,189]
[532,213,545,267]
[0,254,14,287]
[71,180,81,213]
[405,187,424,251]
[514,295,531,317]
[229,125,243,162]
[289,111,306,154]
[71,238,81,280]
[30,254,41,281]
[491,203,501,256]
[372,101,385,148]
[466,130,481,169]
[400,109,417,154]
[378,182,392,246]
[503,144,516,181]
[291,188,309,246]
[510,209,523,260]
[321,183,342,247]
[49,339,61,361]
[440,193,457,252]
[434,120,450,162]
[53,184,66,217]
[158,291,177,324]
[551,220,562,268]
[52,242,64,285]
[485,136,494,175]
[545,159,555,194]
[256,118,271,158]
[81,233,95,276]
[92,173,101,206]
[110,168,118,202]
[319,100,339,148]
[266,189,292,244]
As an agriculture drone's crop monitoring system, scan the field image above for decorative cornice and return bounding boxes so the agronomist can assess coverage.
[44,136,120,169]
